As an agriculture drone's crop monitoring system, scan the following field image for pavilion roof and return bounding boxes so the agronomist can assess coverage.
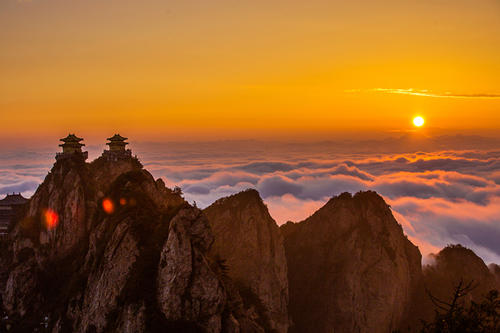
[60,133,84,142]
[107,134,128,142]
[0,193,29,206]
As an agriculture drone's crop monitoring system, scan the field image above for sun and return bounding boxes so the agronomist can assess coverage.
[413,116,425,127]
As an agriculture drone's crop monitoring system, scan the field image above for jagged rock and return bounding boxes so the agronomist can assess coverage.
[0,153,260,332]
[114,302,147,333]
[24,156,91,259]
[157,208,226,332]
[77,220,139,333]
[281,191,422,333]
[3,257,41,318]
[204,189,289,333]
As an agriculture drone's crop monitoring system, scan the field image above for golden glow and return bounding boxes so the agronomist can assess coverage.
[0,0,499,140]
[413,116,425,127]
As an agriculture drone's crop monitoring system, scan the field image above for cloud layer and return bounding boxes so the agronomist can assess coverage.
[143,145,500,263]
[2,141,500,263]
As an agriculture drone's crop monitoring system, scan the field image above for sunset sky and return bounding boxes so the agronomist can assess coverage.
[1,0,500,141]
[1,1,500,263]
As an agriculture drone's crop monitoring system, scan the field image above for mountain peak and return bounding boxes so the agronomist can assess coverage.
[282,189,421,333]
[204,190,289,332]
[209,188,264,208]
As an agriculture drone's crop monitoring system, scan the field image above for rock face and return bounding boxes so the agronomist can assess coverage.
[157,208,226,332]
[281,191,422,333]
[0,154,256,332]
[204,190,289,333]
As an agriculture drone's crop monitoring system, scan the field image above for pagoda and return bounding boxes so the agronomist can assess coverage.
[56,133,88,161]
[102,134,132,161]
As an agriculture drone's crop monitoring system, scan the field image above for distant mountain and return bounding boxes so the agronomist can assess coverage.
[412,244,500,327]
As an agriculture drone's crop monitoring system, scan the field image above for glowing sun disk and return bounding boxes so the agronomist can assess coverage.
[413,116,425,127]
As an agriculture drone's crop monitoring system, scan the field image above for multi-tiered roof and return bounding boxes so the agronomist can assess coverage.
[102,133,132,161]
[56,133,88,161]
[59,134,85,153]
[106,134,129,151]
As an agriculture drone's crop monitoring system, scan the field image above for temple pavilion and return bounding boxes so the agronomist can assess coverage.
[56,134,88,161]
[102,134,132,161]
[0,193,28,236]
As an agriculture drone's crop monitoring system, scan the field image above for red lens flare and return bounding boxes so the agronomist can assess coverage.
[102,198,115,214]
[44,209,59,229]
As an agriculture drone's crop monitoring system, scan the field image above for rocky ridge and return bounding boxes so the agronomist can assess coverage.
[0,154,262,332]
[1,152,500,332]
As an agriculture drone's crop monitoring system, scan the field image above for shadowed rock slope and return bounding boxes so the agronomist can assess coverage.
[204,189,289,333]
[0,155,262,332]
[412,244,500,328]
[281,191,422,333]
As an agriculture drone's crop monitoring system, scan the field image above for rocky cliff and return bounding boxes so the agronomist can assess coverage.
[204,190,289,333]
[0,154,260,332]
[281,191,422,333]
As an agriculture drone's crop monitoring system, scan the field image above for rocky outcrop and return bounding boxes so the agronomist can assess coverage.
[204,190,289,333]
[157,208,226,332]
[0,154,255,332]
[281,191,422,333]
[77,220,140,333]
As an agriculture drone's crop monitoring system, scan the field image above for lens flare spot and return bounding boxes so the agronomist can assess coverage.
[44,209,59,229]
[102,198,115,214]
[119,198,127,206]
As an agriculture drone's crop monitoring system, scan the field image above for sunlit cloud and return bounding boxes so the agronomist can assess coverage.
[348,88,500,99]
[3,142,500,264]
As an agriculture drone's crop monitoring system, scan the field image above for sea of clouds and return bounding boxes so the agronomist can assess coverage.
[1,138,500,263]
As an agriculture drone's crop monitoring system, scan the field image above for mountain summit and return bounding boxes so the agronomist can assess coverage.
[281,191,422,333]
[204,189,289,333]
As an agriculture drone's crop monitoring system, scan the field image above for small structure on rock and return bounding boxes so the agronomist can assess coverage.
[102,134,132,161]
[56,133,88,161]
[0,193,28,236]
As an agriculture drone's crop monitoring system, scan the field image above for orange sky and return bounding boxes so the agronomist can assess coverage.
[1,0,499,141]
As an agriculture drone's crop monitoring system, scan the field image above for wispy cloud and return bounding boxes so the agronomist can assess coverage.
[349,88,500,99]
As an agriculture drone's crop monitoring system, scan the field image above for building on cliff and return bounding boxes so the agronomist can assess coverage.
[0,193,28,236]
[55,133,88,161]
[102,134,132,161]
